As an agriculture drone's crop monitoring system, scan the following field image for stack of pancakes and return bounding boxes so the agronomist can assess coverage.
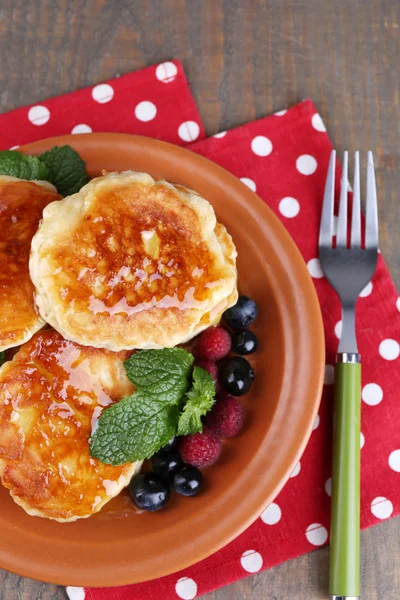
[0,171,238,521]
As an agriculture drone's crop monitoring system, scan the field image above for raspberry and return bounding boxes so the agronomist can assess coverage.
[197,327,231,361]
[195,359,218,384]
[178,430,222,468]
[204,394,246,437]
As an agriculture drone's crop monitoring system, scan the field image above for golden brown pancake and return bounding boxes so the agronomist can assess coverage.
[30,171,238,350]
[0,176,60,351]
[0,329,140,522]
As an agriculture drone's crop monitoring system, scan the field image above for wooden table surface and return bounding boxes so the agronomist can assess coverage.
[0,0,399,598]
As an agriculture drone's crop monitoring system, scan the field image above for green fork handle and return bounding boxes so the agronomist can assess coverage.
[329,360,361,599]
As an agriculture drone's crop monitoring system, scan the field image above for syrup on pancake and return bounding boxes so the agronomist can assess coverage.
[0,329,140,522]
[30,172,237,350]
[0,177,60,350]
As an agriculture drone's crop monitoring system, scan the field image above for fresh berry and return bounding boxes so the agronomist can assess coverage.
[231,329,258,355]
[129,473,170,512]
[178,430,222,468]
[151,449,183,478]
[220,356,254,396]
[173,465,204,497]
[160,436,177,452]
[197,327,231,361]
[205,394,246,437]
[195,359,219,385]
[223,296,258,329]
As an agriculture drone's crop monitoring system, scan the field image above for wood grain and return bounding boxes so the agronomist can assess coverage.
[0,0,399,598]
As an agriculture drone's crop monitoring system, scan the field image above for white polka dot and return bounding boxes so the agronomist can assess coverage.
[325,477,332,497]
[275,109,287,116]
[307,258,324,279]
[260,502,281,525]
[240,550,263,573]
[311,113,327,132]
[135,101,157,122]
[279,197,300,218]
[240,177,256,192]
[178,121,200,142]
[71,124,92,134]
[92,83,114,104]
[396,297,400,312]
[175,577,197,600]
[360,282,373,298]
[28,105,50,126]
[306,523,328,546]
[389,449,400,472]
[334,320,343,339]
[9,145,19,150]
[379,339,400,361]
[296,154,317,175]
[362,383,383,406]
[213,131,226,138]
[313,414,320,430]
[155,61,178,83]
[371,496,393,520]
[360,432,365,448]
[251,136,273,157]
[290,461,301,477]
[324,364,335,385]
[66,588,85,600]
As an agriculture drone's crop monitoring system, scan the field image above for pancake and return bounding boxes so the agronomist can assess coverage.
[0,329,140,522]
[0,176,60,351]
[30,171,238,350]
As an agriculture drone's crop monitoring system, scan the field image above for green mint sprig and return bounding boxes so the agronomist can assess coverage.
[177,367,216,436]
[0,151,49,181]
[0,351,5,367]
[39,146,88,196]
[90,348,216,466]
[124,347,194,403]
[0,146,88,196]
[89,391,181,466]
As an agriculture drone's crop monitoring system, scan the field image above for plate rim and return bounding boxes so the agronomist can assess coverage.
[0,133,325,586]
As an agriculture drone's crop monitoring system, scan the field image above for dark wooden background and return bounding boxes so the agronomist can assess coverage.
[0,0,399,598]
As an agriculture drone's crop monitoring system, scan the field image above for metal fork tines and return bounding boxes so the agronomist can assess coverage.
[319,150,379,355]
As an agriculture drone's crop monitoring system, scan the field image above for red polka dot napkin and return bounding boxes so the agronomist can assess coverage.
[0,60,205,150]
[1,61,399,600]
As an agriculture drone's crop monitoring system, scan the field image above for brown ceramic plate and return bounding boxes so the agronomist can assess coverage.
[0,133,324,586]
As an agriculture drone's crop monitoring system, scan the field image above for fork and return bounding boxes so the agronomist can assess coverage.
[319,150,379,600]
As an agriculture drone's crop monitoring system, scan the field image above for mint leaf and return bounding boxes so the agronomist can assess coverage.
[124,348,194,404]
[39,146,88,196]
[177,367,216,436]
[0,351,5,367]
[0,151,49,180]
[0,146,88,197]
[90,391,179,464]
